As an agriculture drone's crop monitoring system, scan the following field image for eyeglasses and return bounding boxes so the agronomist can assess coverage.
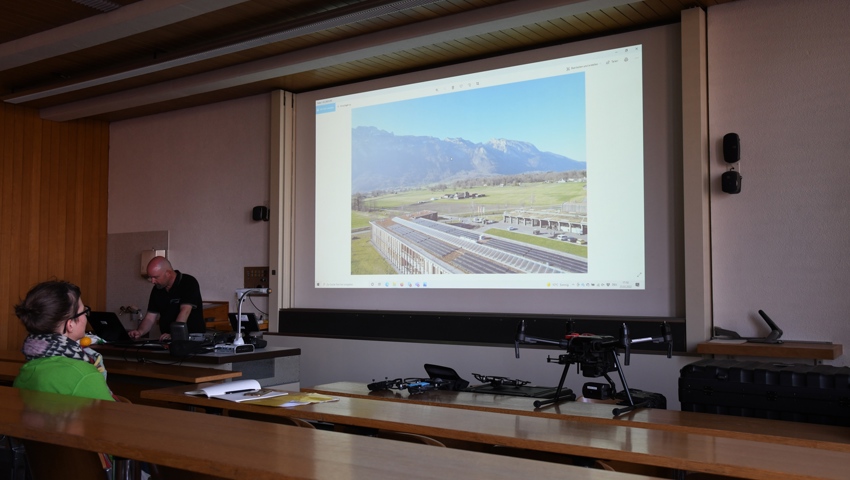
[63,306,90,335]
[69,306,91,320]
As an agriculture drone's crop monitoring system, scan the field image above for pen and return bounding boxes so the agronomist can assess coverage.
[224,389,255,395]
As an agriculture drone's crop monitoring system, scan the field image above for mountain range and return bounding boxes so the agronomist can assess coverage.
[351,126,585,193]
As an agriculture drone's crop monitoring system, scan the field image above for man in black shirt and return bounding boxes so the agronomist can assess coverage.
[129,256,205,341]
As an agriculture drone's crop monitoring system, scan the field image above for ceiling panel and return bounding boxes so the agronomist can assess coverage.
[0,0,736,121]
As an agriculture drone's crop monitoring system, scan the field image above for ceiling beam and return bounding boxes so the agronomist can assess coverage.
[5,0,444,104]
[0,0,250,70]
[37,0,627,121]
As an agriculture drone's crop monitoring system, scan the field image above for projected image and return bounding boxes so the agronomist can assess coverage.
[350,74,589,275]
[314,44,646,290]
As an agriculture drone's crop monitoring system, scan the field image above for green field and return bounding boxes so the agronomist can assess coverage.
[363,181,586,210]
[351,232,395,274]
[487,229,587,258]
[352,210,380,230]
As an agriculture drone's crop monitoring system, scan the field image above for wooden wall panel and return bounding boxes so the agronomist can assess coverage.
[0,103,108,352]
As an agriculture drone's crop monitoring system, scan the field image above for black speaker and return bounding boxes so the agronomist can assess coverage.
[721,170,742,194]
[252,206,269,221]
[723,133,740,163]
[170,322,188,341]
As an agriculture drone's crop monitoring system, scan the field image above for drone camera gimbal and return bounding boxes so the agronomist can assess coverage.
[514,320,673,416]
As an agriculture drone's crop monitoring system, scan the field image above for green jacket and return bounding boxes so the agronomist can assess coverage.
[14,356,114,402]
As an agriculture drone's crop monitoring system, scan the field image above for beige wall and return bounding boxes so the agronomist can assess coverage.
[707,0,850,353]
[107,94,271,317]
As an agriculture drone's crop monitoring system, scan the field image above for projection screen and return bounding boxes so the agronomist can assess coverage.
[290,23,682,324]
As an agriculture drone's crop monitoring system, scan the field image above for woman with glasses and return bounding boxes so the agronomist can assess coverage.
[13,280,114,401]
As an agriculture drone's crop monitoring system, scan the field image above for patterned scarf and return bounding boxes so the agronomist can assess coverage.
[21,333,108,380]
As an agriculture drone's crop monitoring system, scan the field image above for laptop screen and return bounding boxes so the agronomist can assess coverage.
[87,311,133,343]
[228,313,260,333]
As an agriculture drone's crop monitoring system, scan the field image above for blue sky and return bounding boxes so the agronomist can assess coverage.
[351,72,586,162]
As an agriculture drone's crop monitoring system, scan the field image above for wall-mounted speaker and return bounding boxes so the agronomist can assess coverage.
[721,170,742,194]
[723,133,740,163]
[722,133,742,194]
[252,206,269,222]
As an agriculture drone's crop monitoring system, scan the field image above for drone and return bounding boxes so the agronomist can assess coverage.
[514,319,673,416]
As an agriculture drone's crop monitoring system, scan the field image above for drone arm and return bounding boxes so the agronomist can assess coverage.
[623,322,674,359]
[515,320,569,358]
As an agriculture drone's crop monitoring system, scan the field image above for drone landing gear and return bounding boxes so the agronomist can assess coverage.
[532,359,576,408]
[532,349,646,416]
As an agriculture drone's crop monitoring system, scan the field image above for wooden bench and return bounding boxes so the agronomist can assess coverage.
[0,386,649,480]
[305,381,850,453]
[143,382,850,479]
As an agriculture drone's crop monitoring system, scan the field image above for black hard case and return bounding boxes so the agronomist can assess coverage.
[679,359,850,426]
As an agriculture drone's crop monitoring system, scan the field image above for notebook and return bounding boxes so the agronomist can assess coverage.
[87,311,167,350]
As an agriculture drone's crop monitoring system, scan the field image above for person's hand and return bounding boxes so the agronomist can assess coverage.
[128,330,141,339]
[159,333,171,342]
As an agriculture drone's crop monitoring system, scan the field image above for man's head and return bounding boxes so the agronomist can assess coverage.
[146,256,176,290]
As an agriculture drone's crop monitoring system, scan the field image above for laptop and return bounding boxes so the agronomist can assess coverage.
[87,311,167,350]
[228,312,260,333]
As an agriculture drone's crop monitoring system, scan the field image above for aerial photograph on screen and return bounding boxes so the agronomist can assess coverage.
[350,73,589,276]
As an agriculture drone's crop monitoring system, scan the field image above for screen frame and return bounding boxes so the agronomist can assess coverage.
[284,23,684,342]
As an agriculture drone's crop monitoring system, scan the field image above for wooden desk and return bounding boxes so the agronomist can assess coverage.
[306,382,850,453]
[0,360,237,384]
[143,383,850,479]
[1,350,239,383]
[202,301,230,331]
[106,360,241,383]
[106,360,243,405]
[0,386,635,480]
[696,340,842,361]
[93,344,298,365]
[95,345,300,388]
[203,301,268,331]
[0,361,20,383]
[0,349,241,404]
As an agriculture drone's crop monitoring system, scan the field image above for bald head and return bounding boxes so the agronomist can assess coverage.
[146,256,175,290]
